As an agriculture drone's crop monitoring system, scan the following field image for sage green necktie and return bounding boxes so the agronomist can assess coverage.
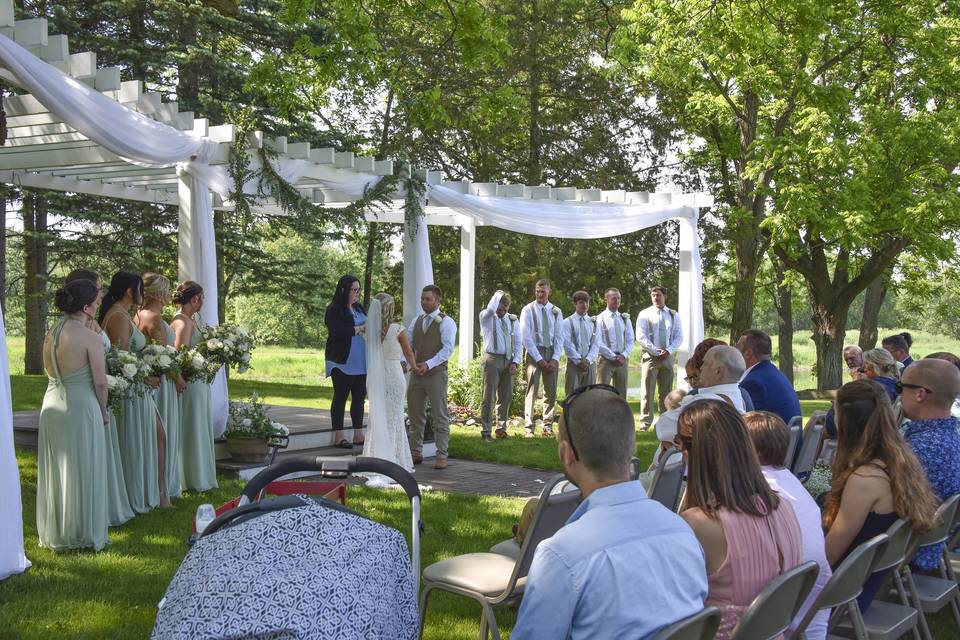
[579,316,588,356]
[541,306,550,347]
[502,316,512,357]
[657,310,667,347]
[615,314,623,352]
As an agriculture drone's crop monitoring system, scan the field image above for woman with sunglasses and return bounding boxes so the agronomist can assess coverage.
[823,379,937,612]
[675,399,803,639]
[324,275,367,449]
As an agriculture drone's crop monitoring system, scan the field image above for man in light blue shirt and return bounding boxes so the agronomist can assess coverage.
[512,386,708,640]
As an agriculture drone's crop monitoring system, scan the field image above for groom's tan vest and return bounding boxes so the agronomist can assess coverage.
[413,313,447,371]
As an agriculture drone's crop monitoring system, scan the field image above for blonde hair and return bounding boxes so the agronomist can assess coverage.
[143,272,171,303]
[374,292,395,340]
[863,348,899,379]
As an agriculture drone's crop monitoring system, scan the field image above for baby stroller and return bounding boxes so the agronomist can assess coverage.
[152,456,422,640]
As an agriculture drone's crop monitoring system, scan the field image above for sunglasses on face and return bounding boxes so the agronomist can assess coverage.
[896,381,933,395]
[560,383,619,460]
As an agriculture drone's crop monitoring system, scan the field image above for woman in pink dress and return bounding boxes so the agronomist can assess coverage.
[675,399,804,639]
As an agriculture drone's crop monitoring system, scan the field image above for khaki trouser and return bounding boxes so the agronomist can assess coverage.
[407,365,450,458]
[524,346,558,432]
[564,359,596,397]
[597,356,629,398]
[481,353,514,435]
[639,353,674,426]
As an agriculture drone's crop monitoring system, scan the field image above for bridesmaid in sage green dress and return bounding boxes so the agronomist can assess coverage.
[36,279,110,551]
[172,280,219,492]
[100,271,162,512]
[137,273,183,500]
[65,268,134,526]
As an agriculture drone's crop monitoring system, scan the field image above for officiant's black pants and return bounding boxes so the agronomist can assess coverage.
[330,368,366,430]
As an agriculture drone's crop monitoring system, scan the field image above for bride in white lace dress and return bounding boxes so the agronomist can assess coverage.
[363,293,416,484]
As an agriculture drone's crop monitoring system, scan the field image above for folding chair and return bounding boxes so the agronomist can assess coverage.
[487,479,578,561]
[785,533,888,639]
[832,518,920,640]
[897,494,960,640]
[647,447,685,512]
[791,413,826,479]
[783,417,802,467]
[651,606,721,640]
[729,561,820,640]
[419,475,581,640]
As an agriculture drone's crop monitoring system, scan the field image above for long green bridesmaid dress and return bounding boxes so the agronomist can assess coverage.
[112,313,160,513]
[178,317,218,492]
[99,329,134,526]
[158,321,182,498]
[36,318,109,551]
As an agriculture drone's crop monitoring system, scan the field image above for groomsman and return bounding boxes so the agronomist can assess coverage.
[479,290,521,442]
[636,286,683,430]
[563,291,599,396]
[596,287,634,397]
[520,279,564,438]
[406,284,457,469]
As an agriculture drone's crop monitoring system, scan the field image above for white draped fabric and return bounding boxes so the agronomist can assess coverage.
[401,215,434,326]
[0,312,30,580]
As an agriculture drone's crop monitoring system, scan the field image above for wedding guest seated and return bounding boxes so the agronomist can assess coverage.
[924,352,960,418]
[844,345,864,380]
[511,386,708,639]
[898,359,960,571]
[744,412,832,640]
[664,388,686,411]
[684,338,754,410]
[736,329,801,425]
[676,400,803,639]
[655,345,748,447]
[882,332,914,371]
[825,348,900,438]
[823,380,938,612]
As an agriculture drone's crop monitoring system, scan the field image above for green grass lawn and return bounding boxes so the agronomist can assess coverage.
[4,450,527,639]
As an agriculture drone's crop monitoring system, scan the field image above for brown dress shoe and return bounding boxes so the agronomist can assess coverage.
[412,451,423,465]
[495,429,509,440]
[433,457,448,470]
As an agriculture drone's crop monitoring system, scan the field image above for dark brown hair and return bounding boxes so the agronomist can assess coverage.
[173,280,204,306]
[650,286,667,296]
[422,284,443,300]
[65,268,99,285]
[678,399,779,518]
[823,380,938,533]
[54,279,99,314]
[535,278,551,288]
[743,411,790,468]
[739,329,772,358]
[924,352,960,371]
[572,290,589,304]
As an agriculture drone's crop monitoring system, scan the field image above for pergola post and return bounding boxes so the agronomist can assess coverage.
[458,217,476,366]
[676,206,704,389]
[177,169,194,284]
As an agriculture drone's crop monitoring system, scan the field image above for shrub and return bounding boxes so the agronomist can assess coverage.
[448,357,525,416]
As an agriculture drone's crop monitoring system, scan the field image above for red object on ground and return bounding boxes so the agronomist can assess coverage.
[192,481,347,534]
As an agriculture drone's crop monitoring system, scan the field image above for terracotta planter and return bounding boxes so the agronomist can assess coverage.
[225,435,270,463]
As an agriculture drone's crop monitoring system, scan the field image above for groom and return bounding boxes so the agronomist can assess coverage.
[406,284,457,470]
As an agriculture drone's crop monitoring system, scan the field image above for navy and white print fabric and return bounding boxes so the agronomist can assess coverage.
[153,497,418,640]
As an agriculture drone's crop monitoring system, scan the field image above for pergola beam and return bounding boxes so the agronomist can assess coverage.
[0,169,178,205]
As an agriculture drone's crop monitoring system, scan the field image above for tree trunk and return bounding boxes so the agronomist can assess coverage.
[730,236,761,342]
[772,258,794,384]
[214,209,227,324]
[859,274,888,351]
[525,0,542,186]
[177,11,199,110]
[23,191,48,375]
[810,300,850,391]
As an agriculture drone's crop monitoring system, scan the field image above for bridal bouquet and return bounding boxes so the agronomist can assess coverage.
[197,322,255,374]
[175,347,219,383]
[105,347,151,411]
[224,392,289,439]
[140,343,180,377]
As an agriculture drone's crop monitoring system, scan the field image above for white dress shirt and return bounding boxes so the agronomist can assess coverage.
[562,312,599,364]
[654,383,746,442]
[636,305,683,357]
[597,308,634,360]
[405,308,457,370]
[479,292,522,364]
[520,301,564,362]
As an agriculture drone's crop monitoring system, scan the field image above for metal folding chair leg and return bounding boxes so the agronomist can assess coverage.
[418,586,433,640]
[892,569,927,640]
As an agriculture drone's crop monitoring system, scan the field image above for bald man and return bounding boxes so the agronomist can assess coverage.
[900,359,960,571]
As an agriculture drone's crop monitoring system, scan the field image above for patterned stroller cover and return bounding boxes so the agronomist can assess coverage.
[153,457,422,640]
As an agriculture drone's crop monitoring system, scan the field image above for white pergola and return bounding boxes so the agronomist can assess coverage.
[0,0,712,374]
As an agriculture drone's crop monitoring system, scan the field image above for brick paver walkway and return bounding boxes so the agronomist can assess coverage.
[404,458,559,498]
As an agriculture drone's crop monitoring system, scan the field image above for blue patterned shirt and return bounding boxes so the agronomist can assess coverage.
[903,416,960,571]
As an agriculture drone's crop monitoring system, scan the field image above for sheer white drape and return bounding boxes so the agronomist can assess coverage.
[402,215,434,326]
[0,311,30,580]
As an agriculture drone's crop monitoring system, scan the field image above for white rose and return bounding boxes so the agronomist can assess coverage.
[192,356,205,369]
[158,355,172,368]
[143,354,157,365]
[242,418,252,427]
[122,363,138,378]
[208,339,223,350]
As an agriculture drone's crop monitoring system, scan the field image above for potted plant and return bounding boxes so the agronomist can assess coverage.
[224,393,289,463]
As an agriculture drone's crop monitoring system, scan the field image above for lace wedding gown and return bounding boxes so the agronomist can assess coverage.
[363,322,414,482]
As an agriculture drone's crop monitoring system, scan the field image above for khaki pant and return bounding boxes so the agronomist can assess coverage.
[524,347,558,432]
[481,353,514,435]
[564,359,596,397]
[407,366,450,458]
[639,354,674,427]
[597,356,629,398]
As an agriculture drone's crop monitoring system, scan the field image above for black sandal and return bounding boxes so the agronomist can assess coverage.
[335,440,354,449]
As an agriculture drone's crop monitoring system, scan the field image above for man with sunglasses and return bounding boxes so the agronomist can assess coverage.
[898,359,960,572]
[512,386,707,639]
